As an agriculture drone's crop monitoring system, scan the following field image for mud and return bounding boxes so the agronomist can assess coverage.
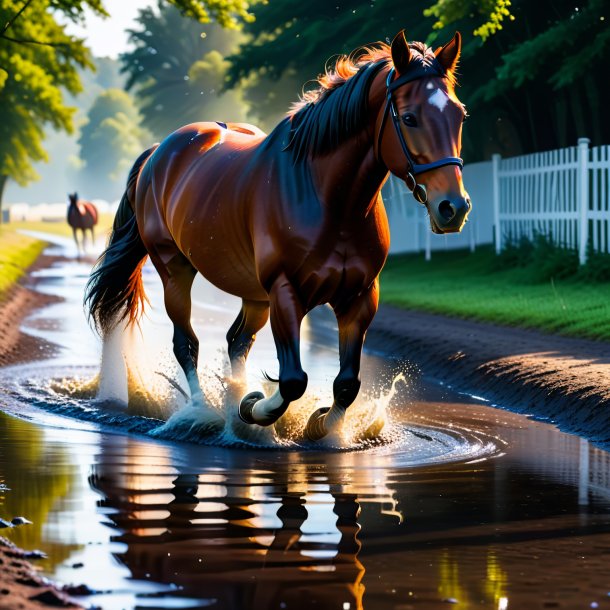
[369,305,610,448]
[0,537,83,609]
[0,254,63,367]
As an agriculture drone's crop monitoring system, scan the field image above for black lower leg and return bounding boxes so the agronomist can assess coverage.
[173,325,199,381]
[333,375,361,410]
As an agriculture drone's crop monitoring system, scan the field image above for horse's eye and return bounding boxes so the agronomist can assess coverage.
[401,113,417,127]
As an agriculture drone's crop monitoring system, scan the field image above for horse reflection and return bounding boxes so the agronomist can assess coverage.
[89,463,367,609]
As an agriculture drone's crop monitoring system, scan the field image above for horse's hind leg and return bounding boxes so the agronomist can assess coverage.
[156,251,224,429]
[305,281,379,441]
[226,299,269,379]
[239,274,307,426]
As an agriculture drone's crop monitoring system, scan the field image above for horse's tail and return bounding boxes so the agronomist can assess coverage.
[85,144,158,335]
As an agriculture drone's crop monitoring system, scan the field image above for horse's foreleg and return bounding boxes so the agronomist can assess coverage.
[239,275,307,426]
[226,299,270,379]
[305,281,379,441]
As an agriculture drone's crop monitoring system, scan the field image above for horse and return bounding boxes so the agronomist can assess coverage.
[85,30,471,441]
[67,192,98,255]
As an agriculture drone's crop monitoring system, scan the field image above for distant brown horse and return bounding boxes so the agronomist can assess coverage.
[86,31,470,440]
[67,192,98,254]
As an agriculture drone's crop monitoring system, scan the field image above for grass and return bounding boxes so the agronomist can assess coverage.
[0,227,47,300]
[380,242,610,342]
[9,212,114,239]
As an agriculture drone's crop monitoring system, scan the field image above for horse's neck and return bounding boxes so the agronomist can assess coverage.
[311,72,389,217]
[312,137,388,217]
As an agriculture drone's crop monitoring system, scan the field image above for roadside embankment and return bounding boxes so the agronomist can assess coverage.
[368,305,610,449]
[0,229,59,366]
[0,537,83,609]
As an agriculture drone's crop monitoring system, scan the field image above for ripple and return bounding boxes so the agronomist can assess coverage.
[0,363,503,465]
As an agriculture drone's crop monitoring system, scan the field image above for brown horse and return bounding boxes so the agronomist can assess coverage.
[67,192,98,254]
[86,31,470,440]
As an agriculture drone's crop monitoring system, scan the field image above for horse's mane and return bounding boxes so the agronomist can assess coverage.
[280,40,452,162]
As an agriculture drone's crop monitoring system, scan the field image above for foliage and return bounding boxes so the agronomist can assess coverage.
[77,88,147,198]
[165,0,258,28]
[496,233,579,283]
[224,0,610,159]
[381,245,610,342]
[121,1,246,138]
[224,0,432,124]
[0,0,99,214]
[0,0,256,214]
[423,0,514,41]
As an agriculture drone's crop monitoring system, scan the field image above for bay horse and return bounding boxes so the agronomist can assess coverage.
[68,192,98,254]
[85,30,471,441]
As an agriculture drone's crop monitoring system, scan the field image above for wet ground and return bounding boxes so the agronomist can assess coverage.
[1,236,610,609]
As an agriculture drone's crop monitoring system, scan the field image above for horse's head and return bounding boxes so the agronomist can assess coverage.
[376,30,470,234]
[68,192,78,206]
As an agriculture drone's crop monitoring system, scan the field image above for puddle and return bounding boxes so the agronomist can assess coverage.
[1,240,610,609]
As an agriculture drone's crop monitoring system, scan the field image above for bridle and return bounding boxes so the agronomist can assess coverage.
[376,64,464,205]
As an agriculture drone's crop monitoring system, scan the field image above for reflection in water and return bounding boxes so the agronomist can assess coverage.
[89,439,376,609]
[3,399,610,608]
[4,240,610,609]
[0,414,81,571]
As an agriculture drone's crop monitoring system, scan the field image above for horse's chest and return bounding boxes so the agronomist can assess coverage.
[297,237,381,307]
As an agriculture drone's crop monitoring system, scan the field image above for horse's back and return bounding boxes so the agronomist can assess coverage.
[83,202,98,225]
[134,121,268,300]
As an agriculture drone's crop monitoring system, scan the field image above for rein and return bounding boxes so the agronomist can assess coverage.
[377,65,463,205]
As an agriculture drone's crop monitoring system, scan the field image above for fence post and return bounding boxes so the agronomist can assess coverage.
[577,137,590,265]
[492,153,502,254]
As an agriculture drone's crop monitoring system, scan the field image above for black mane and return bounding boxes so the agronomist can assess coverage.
[279,60,387,163]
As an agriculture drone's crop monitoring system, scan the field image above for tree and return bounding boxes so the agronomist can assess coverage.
[0,0,257,217]
[121,1,246,139]
[0,0,101,218]
[425,0,610,156]
[224,0,610,160]
[77,88,147,200]
[223,0,436,129]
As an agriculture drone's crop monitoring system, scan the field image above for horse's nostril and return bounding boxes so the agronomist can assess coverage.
[438,199,456,221]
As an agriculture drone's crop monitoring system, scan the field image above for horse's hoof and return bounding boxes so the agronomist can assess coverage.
[305,407,330,441]
[239,391,265,424]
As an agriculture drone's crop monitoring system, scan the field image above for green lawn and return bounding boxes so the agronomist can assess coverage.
[380,245,610,341]
[9,212,114,239]
[0,228,47,300]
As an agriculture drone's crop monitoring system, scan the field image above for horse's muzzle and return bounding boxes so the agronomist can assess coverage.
[429,196,471,233]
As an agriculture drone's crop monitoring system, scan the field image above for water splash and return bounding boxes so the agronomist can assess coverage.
[45,358,411,450]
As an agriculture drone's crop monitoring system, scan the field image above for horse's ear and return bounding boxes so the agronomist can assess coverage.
[435,31,461,73]
[391,30,411,73]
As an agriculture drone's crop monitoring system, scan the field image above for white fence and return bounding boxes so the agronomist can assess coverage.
[493,138,610,264]
[383,160,494,258]
[384,139,610,263]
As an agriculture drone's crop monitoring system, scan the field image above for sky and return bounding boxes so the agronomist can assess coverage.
[63,0,152,58]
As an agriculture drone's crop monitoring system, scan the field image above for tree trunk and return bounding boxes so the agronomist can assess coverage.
[0,175,7,225]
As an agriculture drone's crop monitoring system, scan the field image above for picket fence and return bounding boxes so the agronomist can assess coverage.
[382,138,610,263]
[493,138,610,264]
